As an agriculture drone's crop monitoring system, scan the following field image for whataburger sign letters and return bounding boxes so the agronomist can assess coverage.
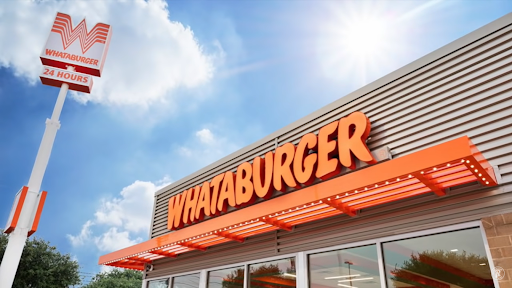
[39,12,112,93]
[168,111,376,230]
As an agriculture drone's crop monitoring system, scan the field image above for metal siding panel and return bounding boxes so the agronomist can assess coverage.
[366,43,512,126]
[369,76,512,142]
[390,107,512,156]
[501,163,512,175]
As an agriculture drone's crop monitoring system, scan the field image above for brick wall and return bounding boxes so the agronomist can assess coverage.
[482,213,512,288]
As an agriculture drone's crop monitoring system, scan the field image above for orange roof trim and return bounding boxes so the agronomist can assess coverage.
[98,136,497,270]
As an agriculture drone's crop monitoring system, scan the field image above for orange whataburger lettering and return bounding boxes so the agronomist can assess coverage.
[210,173,225,216]
[217,172,236,213]
[273,143,300,192]
[195,182,211,221]
[235,162,255,206]
[316,121,341,180]
[45,49,100,66]
[338,112,375,169]
[294,133,318,185]
[183,186,200,224]
[167,112,376,230]
[253,152,274,199]
[167,191,188,230]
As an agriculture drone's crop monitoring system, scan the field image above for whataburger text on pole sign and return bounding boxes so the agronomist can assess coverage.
[168,111,376,230]
[39,12,112,93]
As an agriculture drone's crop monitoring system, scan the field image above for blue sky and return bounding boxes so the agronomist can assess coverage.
[0,0,511,283]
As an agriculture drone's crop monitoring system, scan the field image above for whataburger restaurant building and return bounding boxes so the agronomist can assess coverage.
[100,13,512,288]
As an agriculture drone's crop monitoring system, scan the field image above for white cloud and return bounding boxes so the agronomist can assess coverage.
[196,128,215,144]
[0,0,220,107]
[93,227,141,252]
[94,180,160,233]
[176,126,239,168]
[67,220,94,247]
[67,177,172,252]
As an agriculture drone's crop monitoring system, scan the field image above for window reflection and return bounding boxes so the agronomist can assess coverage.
[208,266,245,288]
[383,228,495,288]
[249,257,296,288]
[173,273,201,288]
[309,245,381,288]
[148,278,169,288]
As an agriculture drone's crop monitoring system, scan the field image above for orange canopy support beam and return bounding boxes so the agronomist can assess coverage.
[99,136,498,269]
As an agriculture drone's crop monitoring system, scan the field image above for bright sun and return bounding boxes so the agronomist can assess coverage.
[315,2,404,87]
[340,17,389,60]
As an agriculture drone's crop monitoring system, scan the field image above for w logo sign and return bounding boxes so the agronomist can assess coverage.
[40,12,112,77]
[51,13,111,54]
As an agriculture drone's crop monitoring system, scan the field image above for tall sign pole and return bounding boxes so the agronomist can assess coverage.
[0,12,112,287]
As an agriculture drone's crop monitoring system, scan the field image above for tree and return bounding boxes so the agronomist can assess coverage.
[83,268,143,288]
[0,233,81,287]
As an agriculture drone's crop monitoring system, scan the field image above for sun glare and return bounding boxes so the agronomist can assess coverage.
[314,1,409,87]
[341,17,389,60]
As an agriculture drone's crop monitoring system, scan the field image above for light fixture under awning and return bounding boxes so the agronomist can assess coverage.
[98,136,497,270]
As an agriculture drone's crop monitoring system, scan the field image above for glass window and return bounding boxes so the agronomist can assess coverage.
[173,273,201,288]
[309,244,382,288]
[148,278,170,288]
[208,266,245,288]
[249,257,296,288]
[383,228,495,288]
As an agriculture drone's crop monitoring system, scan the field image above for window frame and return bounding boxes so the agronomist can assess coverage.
[303,221,497,288]
[144,221,498,288]
[145,276,171,288]
[206,263,246,288]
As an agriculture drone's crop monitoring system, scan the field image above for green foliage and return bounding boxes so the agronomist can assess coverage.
[83,268,143,288]
[0,233,81,287]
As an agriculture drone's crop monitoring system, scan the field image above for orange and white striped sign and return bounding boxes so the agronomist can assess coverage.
[40,12,112,77]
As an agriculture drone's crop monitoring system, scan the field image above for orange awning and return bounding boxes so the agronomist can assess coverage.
[98,136,497,270]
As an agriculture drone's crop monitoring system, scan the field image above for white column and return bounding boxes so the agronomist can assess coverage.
[296,252,308,288]
[199,269,207,288]
[0,66,74,288]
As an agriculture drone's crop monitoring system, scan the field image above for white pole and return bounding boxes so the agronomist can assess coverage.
[0,66,75,288]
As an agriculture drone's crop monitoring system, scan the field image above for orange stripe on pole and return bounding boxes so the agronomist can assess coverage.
[28,191,47,237]
[4,187,29,234]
